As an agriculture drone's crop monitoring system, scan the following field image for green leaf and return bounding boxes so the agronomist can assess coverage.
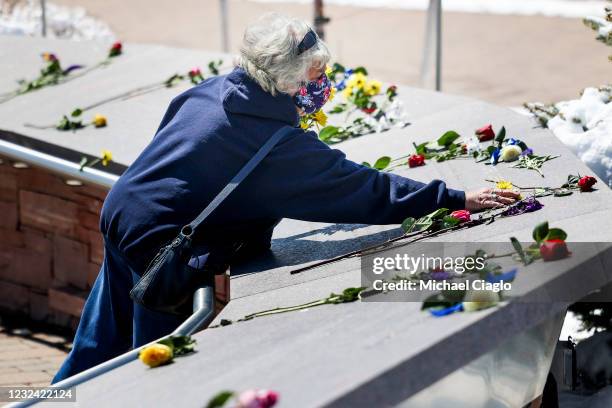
[437,130,460,147]
[442,215,461,229]
[361,161,371,168]
[510,237,530,265]
[495,126,506,145]
[206,391,234,408]
[553,189,573,197]
[426,208,450,221]
[373,156,391,170]
[318,126,339,142]
[353,66,368,75]
[532,221,549,243]
[401,217,416,233]
[545,228,567,241]
[71,108,82,117]
[414,142,428,155]
[421,293,456,310]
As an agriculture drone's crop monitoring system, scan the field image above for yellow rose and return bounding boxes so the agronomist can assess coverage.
[101,150,113,166]
[496,180,513,190]
[364,80,382,96]
[92,114,107,128]
[314,110,327,127]
[139,343,173,368]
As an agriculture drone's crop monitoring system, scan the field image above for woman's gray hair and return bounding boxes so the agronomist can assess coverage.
[237,13,331,95]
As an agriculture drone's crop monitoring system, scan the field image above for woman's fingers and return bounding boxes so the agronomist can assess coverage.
[494,189,521,200]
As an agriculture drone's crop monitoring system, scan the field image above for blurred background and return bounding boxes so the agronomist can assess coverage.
[1,0,610,107]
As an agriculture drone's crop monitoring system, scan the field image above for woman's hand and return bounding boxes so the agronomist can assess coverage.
[465,188,521,211]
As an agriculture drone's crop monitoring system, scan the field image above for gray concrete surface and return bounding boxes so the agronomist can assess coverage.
[4,36,612,408]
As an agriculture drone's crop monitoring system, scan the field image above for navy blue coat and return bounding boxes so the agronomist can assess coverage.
[101,67,465,271]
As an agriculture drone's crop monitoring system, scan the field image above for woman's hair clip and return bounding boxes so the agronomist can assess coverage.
[297,29,318,55]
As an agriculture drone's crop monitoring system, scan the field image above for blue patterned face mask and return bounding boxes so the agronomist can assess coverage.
[293,73,332,115]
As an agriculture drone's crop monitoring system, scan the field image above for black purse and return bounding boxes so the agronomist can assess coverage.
[130,126,293,315]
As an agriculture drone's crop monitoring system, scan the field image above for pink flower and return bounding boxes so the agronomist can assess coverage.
[450,210,471,223]
[189,67,202,77]
[475,124,495,142]
[299,87,308,96]
[237,389,279,408]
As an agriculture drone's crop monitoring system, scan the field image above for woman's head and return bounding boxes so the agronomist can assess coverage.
[237,13,331,96]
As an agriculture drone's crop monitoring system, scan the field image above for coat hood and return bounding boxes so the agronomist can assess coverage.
[222,66,300,127]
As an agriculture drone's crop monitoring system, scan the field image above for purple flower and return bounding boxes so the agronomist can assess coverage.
[430,269,451,280]
[501,196,543,217]
[62,64,83,75]
[520,148,534,157]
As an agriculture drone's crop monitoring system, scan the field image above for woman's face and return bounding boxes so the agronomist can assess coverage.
[295,64,326,116]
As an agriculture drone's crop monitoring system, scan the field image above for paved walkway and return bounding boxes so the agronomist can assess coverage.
[51,0,611,106]
[0,319,69,388]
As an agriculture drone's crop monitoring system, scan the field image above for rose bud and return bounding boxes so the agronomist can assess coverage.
[109,42,123,57]
[577,175,597,192]
[238,389,279,408]
[42,52,58,62]
[361,106,376,114]
[408,154,425,168]
[450,210,471,223]
[539,239,571,262]
[138,343,173,368]
[189,68,201,77]
[475,124,495,142]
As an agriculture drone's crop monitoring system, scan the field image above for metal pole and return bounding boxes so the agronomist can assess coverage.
[419,0,442,91]
[220,0,229,52]
[314,0,330,40]
[40,0,47,37]
[7,285,216,408]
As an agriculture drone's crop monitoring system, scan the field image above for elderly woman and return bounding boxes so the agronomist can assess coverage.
[53,13,518,382]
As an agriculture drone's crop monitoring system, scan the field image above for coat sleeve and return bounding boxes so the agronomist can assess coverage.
[254,129,465,225]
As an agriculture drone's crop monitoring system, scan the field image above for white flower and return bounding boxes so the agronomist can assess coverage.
[463,289,499,312]
[465,135,482,155]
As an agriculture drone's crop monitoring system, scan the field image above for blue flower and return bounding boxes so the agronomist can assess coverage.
[429,303,463,317]
[490,148,501,165]
[520,148,534,157]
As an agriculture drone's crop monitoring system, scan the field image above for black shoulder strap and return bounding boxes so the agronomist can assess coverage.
[182,126,293,235]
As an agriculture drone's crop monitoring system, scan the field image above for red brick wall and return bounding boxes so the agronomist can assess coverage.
[0,155,107,329]
[0,154,229,330]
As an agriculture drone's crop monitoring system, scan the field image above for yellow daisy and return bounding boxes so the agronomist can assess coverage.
[347,73,367,90]
[496,180,513,190]
[342,85,354,99]
[364,80,382,96]
[329,86,337,101]
[314,110,328,127]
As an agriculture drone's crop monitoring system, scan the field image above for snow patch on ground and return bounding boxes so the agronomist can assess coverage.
[248,0,608,19]
[0,0,114,41]
[546,88,612,187]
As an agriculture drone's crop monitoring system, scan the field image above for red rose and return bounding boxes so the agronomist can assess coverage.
[362,107,376,114]
[108,41,123,57]
[539,239,571,262]
[577,175,597,192]
[475,124,495,142]
[408,154,425,168]
[189,68,201,77]
[450,210,471,223]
